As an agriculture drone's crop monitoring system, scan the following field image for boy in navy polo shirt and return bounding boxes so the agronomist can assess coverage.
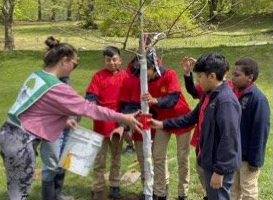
[231,58,270,200]
[151,53,242,200]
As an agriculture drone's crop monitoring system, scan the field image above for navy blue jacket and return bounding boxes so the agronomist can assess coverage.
[163,82,242,175]
[238,85,270,167]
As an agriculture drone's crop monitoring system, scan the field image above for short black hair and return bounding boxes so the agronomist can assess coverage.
[193,53,229,81]
[130,54,155,76]
[235,58,259,82]
[103,46,120,57]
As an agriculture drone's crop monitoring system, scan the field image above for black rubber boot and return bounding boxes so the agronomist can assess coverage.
[42,181,55,200]
[153,194,167,200]
[54,171,74,200]
[109,186,121,199]
[178,196,188,200]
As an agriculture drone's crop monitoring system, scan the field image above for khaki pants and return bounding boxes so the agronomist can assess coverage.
[134,141,169,186]
[153,129,191,197]
[231,161,260,200]
[92,138,123,192]
[196,161,206,193]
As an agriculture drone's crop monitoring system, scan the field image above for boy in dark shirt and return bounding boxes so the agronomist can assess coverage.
[231,58,270,200]
[151,53,242,200]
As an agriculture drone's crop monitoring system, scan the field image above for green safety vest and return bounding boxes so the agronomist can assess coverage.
[8,71,63,126]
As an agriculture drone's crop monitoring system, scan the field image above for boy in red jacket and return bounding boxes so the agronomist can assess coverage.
[85,46,128,200]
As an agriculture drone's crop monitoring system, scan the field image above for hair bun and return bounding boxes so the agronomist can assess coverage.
[45,36,60,49]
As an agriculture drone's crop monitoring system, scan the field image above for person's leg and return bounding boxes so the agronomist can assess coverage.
[231,170,242,200]
[40,135,62,200]
[176,132,191,199]
[196,161,207,199]
[92,139,109,192]
[0,123,36,200]
[135,141,145,185]
[123,141,135,155]
[109,137,123,198]
[152,129,171,198]
[203,168,234,200]
[239,162,260,200]
[53,129,74,200]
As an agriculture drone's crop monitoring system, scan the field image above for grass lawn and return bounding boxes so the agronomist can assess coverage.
[0,13,272,200]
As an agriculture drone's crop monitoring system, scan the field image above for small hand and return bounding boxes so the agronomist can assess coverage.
[142,93,158,105]
[121,111,143,134]
[66,119,78,129]
[181,56,196,76]
[210,172,223,189]
[149,118,163,129]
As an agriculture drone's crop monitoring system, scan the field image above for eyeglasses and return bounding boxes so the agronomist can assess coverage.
[72,61,78,70]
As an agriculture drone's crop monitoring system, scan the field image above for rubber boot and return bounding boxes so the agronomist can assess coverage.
[109,186,121,199]
[54,171,74,200]
[153,194,167,200]
[42,181,55,200]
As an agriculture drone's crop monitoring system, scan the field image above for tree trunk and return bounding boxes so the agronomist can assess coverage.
[37,0,42,21]
[3,0,15,50]
[230,0,239,14]
[51,0,57,21]
[209,0,218,20]
[66,0,72,21]
[139,1,154,200]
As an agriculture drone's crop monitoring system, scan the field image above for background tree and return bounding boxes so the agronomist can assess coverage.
[66,0,72,21]
[51,0,57,21]
[3,0,15,50]
[37,0,42,21]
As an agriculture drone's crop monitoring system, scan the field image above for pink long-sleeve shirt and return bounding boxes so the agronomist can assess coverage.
[19,84,122,142]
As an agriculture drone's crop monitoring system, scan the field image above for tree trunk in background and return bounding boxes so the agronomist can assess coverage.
[77,0,84,20]
[230,0,239,14]
[37,0,42,21]
[3,0,15,50]
[66,0,72,21]
[209,0,218,20]
[51,0,57,21]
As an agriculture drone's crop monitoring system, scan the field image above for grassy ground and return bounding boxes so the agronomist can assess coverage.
[0,13,272,200]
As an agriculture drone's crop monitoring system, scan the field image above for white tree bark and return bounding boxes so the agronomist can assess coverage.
[139,1,153,200]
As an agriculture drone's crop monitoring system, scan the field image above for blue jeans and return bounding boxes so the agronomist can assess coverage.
[40,128,70,181]
[203,168,234,200]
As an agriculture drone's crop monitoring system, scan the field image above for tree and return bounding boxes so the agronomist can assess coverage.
[208,0,218,20]
[3,0,15,50]
[81,0,97,28]
[66,0,72,21]
[51,0,57,21]
[94,0,196,37]
[37,0,42,21]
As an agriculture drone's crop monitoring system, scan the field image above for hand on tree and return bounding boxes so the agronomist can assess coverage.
[142,93,158,105]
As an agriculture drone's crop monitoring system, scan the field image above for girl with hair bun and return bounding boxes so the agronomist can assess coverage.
[0,36,141,200]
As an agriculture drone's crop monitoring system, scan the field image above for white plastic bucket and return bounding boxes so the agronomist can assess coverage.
[59,126,104,176]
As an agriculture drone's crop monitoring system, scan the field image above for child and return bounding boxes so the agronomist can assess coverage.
[119,61,170,200]
[230,58,270,200]
[40,76,74,200]
[130,52,194,200]
[151,53,242,200]
[0,36,141,200]
[181,56,234,200]
[85,46,128,200]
